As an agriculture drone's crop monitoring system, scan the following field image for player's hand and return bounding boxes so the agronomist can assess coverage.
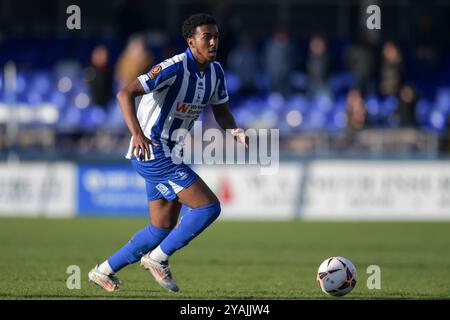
[131,132,158,161]
[230,128,248,148]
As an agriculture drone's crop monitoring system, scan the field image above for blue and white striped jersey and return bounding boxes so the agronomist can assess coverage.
[126,48,229,160]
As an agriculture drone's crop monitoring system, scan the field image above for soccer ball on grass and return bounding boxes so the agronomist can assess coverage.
[316,256,357,297]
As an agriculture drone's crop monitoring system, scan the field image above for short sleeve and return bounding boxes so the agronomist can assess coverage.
[209,62,229,105]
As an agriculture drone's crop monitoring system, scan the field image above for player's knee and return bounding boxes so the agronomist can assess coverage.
[209,201,221,221]
[192,201,221,221]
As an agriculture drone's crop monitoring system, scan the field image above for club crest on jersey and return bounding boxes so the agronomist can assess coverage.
[147,65,162,80]
[176,103,190,113]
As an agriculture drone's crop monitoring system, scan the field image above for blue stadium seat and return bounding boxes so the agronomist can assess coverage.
[333,94,347,112]
[223,71,240,95]
[380,96,398,116]
[365,95,380,116]
[311,92,333,113]
[377,96,399,126]
[49,91,67,109]
[331,111,348,132]
[416,99,432,126]
[105,101,127,131]
[435,87,450,114]
[15,71,28,94]
[303,109,327,132]
[286,94,309,113]
[26,91,43,106]
[428,110,447,132]
[57,105,82,131]
[2,35,450,141]
[328,72,354,95]
[290,72,308,91]
[29,71,52,95]
[80,106,107,131]
[266,92,285,112]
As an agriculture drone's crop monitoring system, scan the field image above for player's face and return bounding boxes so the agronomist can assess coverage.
[189,24,219,64]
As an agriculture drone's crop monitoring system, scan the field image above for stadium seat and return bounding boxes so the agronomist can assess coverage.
[435,87,450,114]
[1,36,450,144]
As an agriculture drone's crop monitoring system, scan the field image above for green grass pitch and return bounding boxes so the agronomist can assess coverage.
[0,218,449,299]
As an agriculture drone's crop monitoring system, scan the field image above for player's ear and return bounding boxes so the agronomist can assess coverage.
[187,36,195,48]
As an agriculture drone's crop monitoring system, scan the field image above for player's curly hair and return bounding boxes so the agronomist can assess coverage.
[182,13,217,40]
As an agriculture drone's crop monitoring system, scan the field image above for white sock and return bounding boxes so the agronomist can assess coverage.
[98,260,114,275]
[149,246,169,262]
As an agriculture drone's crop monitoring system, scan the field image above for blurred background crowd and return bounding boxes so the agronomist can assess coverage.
[1,0,450,159]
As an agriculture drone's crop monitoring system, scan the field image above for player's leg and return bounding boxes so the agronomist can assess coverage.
[106,199,181,272]
[89,199,180,291]
[177,177,219,208]
[149,198,182,229]
[152,177,221,260]
[141,177,221,291]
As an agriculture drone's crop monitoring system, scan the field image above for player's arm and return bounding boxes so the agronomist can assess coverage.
[116,79,157,160]
[211,102,248,148]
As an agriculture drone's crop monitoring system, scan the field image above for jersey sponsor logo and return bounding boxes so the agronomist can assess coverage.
[176,103,190,113]
[147,65,162,80]
[155,183,170,196]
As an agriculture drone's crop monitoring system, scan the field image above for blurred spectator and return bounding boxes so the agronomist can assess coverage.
[346,88,367,132]
[85,45,113,109]
[2,4,449,157]
[263,26,295,96]
[306,35,330,95]
[115,35,154,88]
[379,41,403,96]
[392,85,419,127]
[345,32,376,95]
[227,33,258,95]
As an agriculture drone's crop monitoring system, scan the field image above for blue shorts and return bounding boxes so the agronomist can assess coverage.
[131,155,199,202]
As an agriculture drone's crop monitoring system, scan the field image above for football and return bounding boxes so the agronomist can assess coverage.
[316,256,357,297]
